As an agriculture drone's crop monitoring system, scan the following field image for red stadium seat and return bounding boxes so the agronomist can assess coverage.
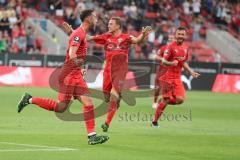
[145,12,157,19]
[115,10,124,17]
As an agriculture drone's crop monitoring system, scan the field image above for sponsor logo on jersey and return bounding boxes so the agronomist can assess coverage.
[118,38,123,43]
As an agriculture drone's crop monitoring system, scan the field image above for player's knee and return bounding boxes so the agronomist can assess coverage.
[81,97,93,106]
[110,90,120,102]
[56,101,70,113]
[162,98,169,104]
[176,97,184,104]
[104,92,110,103]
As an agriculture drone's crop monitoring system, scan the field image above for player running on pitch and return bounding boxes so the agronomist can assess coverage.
[62,17,152,132]
[152,26,200,127]
[17,9,109,145]
[152,34,175,109]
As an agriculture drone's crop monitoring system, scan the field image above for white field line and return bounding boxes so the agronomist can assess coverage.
[0,148,75,152]
[0,142,77,152]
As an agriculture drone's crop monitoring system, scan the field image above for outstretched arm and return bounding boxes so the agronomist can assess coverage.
[61,22,95,41]
[183,62,200,78]
[61,22,74,35]
[86,35,94,41]
[131,26,152,44]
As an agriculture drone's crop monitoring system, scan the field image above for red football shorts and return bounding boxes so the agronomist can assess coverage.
[58,74,90,102]
[157,78,185,98]
[103,67,127,93]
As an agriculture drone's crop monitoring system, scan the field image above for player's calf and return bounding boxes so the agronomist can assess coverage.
[55,101,71,113]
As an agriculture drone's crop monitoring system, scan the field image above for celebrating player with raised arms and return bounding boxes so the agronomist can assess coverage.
[62,17,152,132]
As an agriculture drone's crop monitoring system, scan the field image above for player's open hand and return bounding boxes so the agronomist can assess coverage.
[61,22,73,34]
[191,72,200,78]
[142,26,153,36]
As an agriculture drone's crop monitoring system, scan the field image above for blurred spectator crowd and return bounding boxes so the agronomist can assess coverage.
[0,0,239,61]
[0,0,44,54]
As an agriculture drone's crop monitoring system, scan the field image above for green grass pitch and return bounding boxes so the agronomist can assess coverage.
[0,86,240,160]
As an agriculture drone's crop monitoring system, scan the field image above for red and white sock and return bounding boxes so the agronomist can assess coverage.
[105,101,118,126]
[153,102,167,122]
[83,105,95,134]
[31,97,58,111]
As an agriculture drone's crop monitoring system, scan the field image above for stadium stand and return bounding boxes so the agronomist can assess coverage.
[0,0,239,62]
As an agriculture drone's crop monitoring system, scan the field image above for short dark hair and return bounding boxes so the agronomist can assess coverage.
[110,17,122,29]
[176,26,188,32]
[80,9,94,22]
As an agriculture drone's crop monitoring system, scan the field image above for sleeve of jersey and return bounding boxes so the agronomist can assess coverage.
[93,34,108,45]
[162,45,172,60]
[69,33,82,47]
[185,50,189,62]
[128,35,134,44]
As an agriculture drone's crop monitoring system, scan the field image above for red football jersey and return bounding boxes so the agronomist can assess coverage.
[93,33,132,72]
[65,27,87,62]
[162,41,189,79]
[64,27,87,78]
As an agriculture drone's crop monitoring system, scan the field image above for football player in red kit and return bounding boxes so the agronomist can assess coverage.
[17,10,109,145]
[152,35,175,109]
[61,17,152,132]
[152,26,200,127]
[90,17,152,132]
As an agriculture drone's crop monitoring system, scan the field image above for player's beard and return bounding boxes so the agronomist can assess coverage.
[109,29,114,34]
[177,38,184,45]
[108,27,115,34]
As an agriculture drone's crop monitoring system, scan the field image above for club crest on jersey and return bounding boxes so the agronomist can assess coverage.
[164,49,169,55]
[73,36,80,43]
[117,38,123,43]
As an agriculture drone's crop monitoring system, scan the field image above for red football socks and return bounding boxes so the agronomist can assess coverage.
[83,105,95,134]
[153,102,167,122]
[105,100,118,126]
[32,97,58,111]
